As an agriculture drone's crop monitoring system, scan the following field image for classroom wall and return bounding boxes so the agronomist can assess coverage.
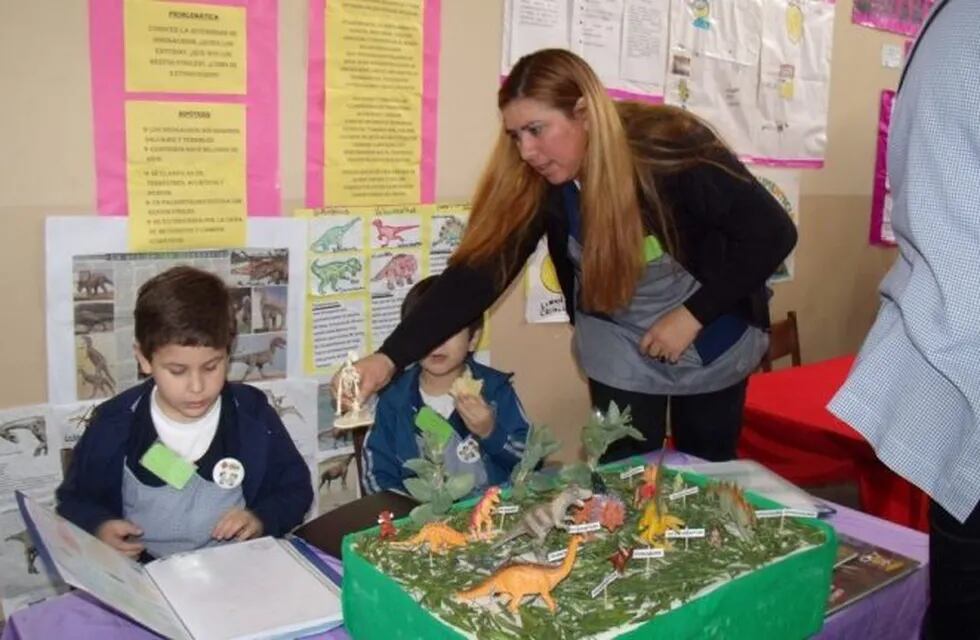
[0,0,901,461]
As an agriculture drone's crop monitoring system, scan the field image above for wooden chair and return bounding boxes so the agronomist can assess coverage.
[759,311,801,372]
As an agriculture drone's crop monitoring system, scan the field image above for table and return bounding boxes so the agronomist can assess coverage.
[3,451,928,640]
[739,356,930,531]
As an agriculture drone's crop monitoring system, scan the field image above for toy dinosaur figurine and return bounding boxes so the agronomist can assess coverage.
[469,486,501,541]
[377,511,398,541]
[608,546,633,575]
[572,495,626,535]
[637,500,685,547]
[457,535,582,614]
[493,485,592,548]
[390,521,469,554]
[633,465,659,508]
[708,482,757,540]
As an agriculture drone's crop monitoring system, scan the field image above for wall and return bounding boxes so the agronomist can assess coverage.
[0,0,904,461]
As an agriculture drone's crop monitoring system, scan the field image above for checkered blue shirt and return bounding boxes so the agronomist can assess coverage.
[829,0,980,523]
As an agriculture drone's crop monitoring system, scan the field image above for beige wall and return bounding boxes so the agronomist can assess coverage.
[0,0,902,460]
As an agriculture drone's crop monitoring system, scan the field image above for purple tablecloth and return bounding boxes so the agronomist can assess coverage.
[3,454,928,640]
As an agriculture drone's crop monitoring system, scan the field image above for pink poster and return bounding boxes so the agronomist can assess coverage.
[90,0,280,216]
[852,0,936,37]
[869,90,896,246]
[306,0,440,207]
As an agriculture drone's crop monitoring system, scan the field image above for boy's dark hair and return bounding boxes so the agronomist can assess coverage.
[401,275,484,336]
[135,266,237,360]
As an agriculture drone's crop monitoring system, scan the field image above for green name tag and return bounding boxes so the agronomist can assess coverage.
[140,442,197,490]
[414,407,454,446]
[643,235,664,263]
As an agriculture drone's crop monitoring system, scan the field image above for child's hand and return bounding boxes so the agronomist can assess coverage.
[96,519,144,558]
[212,508,263,541]
[455,394,494,439]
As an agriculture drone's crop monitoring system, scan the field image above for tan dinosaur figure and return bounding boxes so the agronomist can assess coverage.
[390,521,469,554]
[637,500,685,547]
[456,535,582,614]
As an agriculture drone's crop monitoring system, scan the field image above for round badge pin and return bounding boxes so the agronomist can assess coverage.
[456,436,481,464]
[213,457,245,489]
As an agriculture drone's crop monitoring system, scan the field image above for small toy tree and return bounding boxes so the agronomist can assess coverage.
[402,431,475,524]
[509,424,562,500]
[562,401,645,489]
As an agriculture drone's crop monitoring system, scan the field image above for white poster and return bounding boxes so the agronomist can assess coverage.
[0,406,61,513]
[525,238,570,324]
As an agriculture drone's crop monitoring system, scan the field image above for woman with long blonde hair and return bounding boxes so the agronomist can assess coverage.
[340,49,795,462]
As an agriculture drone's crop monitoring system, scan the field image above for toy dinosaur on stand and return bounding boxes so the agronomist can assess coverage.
[469,486,501,541]
[492,485,592,548]
[457,535,583,614]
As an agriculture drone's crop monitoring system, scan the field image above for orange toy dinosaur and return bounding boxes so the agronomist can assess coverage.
[469,486,501,541]
[390,521,469,554]
[456,535,582,614]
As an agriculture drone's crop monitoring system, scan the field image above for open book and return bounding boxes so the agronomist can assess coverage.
[16,492,342,640]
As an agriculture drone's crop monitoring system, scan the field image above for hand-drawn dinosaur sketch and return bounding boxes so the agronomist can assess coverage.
[434,216,465,251]
[0,416,48,457]
[231,336,286,380]
[311,258,362,294]
[372,219,419,247]
[311,218,359,252]
[372,254,418,290]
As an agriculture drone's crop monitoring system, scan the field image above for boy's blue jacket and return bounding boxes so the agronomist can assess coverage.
[361,359,530,494]
[56,380,312,537]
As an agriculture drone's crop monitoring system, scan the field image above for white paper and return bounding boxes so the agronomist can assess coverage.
[632,547,665,559]
[525,238,569,324]
[249,379,320,521]
[145,537,341,640]
[311,298,368,369]
[571,0,625,83]
[46,217,309,405]
[0,406,62,512]
[509,0,570,65]
[620,0,670,88]
[0,507,66,620]
[568,521,602,534]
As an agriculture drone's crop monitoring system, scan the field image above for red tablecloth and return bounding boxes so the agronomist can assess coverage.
[739,355,929,532]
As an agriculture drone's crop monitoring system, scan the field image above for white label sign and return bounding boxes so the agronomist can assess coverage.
[755,509,785,519]
[665,528,705,539]
[619,465,645,480]
[493,505,520,515]
[568,521,602,534]
[590,572,620,598]
[632,547,665,559]
[547,548,568,562]
[783,508,819,519]
[668,487,699,500]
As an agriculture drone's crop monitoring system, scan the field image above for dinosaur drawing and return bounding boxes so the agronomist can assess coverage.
[0,416,48,457]
[5,530,39,575]
[232,256,287,284]
[435,217,465,250]
[74,303,114,334]
[469,486,502,541]
[78,367,115,399]
[493,485,592,548]
[81,336,115,388]
[311,258,361,294]
[372,219,419,247]
[311,219,359,252]
[76,271,113,297]
[372,254,417,291]
[390,521,470,554]
[231,336,286,380]
[319,453,355,491]
[258,291,285,332]
[457,535,582,614]
[262,390,304,421]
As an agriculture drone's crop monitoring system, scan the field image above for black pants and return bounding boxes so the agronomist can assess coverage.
[924,499,980,639]
[589,378,748,464]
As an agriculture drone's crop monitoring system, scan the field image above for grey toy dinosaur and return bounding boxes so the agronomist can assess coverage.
[493,485,592,547]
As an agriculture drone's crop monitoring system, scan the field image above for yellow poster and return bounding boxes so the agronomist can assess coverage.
[124,0,246,94]
[324,0,424,204]
[126,101,247,250]
[298,203,474,375]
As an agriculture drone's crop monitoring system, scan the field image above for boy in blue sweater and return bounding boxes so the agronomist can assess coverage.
[56,266,312,559]
[361,276,530,494]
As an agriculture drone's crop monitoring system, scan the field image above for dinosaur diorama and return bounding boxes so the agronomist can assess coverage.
[347,404,828,636]
[230,336,286,380]
[372,218,419,247]
[311,257,362,294]
[372,253,417,290]
[0,416,48,457]
[311,218,360,252]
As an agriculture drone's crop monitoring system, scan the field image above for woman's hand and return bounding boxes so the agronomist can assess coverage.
[330,352,397,405]
[640,307,702,364]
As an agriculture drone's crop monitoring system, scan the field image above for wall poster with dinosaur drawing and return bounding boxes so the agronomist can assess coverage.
[47,217,309,406]
[297,202,471,377]
[0,406,61,514]
[314,384,360,511]
[0,506,67,621]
